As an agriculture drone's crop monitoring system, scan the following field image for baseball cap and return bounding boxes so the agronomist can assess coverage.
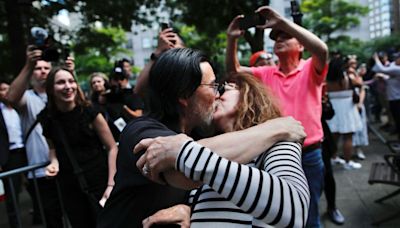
[249,51,272,66]
[269,29,293,41]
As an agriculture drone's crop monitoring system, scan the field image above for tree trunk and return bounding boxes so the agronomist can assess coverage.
[5,0,28,76]
[243,28,265,53]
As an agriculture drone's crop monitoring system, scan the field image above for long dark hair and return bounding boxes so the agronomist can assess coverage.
[147,48,210,131]
[326,57,345,83]
[45,66,89,116]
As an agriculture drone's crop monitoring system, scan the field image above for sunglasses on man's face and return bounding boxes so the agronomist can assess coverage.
[200,82,238,96]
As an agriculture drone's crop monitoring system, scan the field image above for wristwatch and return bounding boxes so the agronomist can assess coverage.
[150,53,159,61]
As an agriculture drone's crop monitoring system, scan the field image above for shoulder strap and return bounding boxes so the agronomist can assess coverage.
[24,119,39,144]
[52,119,90,192]
[25,104,48,144]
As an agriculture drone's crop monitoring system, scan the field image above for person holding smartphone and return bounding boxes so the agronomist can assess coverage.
[134,24,184,97]
[226,5,329,228]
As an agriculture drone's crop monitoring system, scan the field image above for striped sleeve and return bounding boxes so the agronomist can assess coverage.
[176,141,310,228]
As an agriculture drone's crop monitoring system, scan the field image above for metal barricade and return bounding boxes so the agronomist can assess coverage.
[0,162,50,228]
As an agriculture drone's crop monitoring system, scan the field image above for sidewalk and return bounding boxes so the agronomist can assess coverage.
[1,123,400,227]
[320,122,400,228]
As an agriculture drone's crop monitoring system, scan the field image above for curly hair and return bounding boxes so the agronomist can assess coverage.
[227,73,282,131]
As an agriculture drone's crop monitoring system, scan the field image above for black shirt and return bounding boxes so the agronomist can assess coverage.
[106,88,145,141]
[97,116,188,228]
[40,106,107,174]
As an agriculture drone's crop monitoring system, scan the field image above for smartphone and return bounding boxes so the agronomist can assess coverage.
[160,22,171,31]
[160,22,177,44]
[239,13,265,30]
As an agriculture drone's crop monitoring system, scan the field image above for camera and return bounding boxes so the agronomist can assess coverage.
[239,13,266,30]
[30,27,69,62]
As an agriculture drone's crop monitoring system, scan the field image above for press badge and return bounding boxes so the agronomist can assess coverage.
[113,117,127,132]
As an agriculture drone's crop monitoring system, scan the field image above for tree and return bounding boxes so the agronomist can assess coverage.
[301,0,369,47]
[165,0,269,55]
[73,26,131,79]
[0,0,161,79]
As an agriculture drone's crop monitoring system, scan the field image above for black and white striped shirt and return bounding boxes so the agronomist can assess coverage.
[176,141,310,228]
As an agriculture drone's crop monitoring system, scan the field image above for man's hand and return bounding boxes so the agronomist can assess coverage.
[153,28,181,57]
[134,134,192,184]
[267,116,306,144]
[142,204,191,228]
[25,45,42,68]
[65,56,75,72]
[255,6,285,30]
[227,15,245,39]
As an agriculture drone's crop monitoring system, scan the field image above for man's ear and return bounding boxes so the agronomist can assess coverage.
[178,98,189,108]
[298,44,304,52]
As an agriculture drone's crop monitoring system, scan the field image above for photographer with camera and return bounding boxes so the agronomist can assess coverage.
[105,63,144,141]
[6,44,74,227]
[226,5,328,228]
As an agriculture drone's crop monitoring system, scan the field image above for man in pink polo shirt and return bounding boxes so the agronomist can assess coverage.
[226,6,328,228]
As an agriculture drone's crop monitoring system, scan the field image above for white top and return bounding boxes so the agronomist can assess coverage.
[19,90,49,178]
[0,102,24,150]
[177,141,310,228]
[373,61,400,100]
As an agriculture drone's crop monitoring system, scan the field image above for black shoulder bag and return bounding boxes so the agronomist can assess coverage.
[52,119,101,217]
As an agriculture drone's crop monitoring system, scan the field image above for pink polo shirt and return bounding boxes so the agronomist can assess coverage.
[252,58,328,147]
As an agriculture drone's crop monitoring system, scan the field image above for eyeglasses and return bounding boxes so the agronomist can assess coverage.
[200,82,238,96]
[199,82,223,95]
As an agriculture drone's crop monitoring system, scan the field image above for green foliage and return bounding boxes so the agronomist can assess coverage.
[178,25,227,57]
[365,32,400,53]
[0,0,159,78]
[73,26,131,61]
[165,0,268,56]
[301,0,369,42]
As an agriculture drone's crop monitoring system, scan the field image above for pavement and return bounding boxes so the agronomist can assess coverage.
[1,122,400,228]
[320,121,400,228]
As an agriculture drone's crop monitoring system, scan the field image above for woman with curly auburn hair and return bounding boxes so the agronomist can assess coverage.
[214,72,281,132]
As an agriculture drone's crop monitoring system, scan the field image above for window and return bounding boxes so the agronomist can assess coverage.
[382,28,391,36]
[284,7,291,18]
[370,25,375,31]
[142,38,151,49]
[382,12,390,20]
[371,33,375,39]
[380,0,389,5]
[126,38,133,49]
[382,20,390,29]
[382,5,390,12]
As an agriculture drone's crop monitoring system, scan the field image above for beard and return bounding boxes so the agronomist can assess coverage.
[187,96,216,137]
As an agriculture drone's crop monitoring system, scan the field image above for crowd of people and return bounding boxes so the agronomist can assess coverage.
[1,4,400,228]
